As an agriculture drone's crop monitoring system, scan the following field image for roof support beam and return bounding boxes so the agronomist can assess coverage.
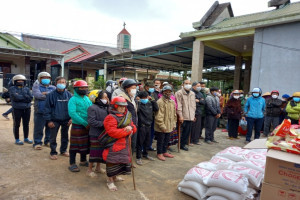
[195,29,255,41]
[204,41,241,57]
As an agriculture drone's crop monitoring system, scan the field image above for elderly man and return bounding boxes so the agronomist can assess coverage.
[175,79,196,151]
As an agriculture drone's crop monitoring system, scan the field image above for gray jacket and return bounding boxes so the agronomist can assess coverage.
[87,103,108,137]
[205,93,221,116]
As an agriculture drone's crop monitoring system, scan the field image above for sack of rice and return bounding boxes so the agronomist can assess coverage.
[178,180,207,199]
[178,187,201,200]
[227,165,263,188]
[215,147,250,162]
[184,167,213,184]
[205,187,244,200]
[235,160,265,173]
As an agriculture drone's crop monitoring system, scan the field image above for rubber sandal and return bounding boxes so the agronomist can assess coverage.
[94,168,106,174]
[24,138,33,144]
[15,139,24,145]
[34,145,42,150]
[79,161,89,167]
[86,171,97,178]
[61,152,70,157]
[107,181,118,191]
[50,155,58,160]
[68,164,80,172]
[113,176,124,182]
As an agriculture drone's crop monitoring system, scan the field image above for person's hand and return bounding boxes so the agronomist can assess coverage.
[48,122,55,128]
[242,117,246,121]
[67,119,72,126]
[162,128,167,133]
[193,117,196,122]
[124,126,133,133]
[195,99,200,103]
[215,114,221,119]
[42,92,48,95]
[148,96,152,100]
[136,97,140,101]
[179,117,184,123]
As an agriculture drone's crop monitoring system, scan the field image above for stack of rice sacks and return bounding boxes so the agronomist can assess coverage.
[178,146,267,200]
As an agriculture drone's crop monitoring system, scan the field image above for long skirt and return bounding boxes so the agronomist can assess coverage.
[168,128,179,146]
[106,163,131,177]
[69,124,89,154]
[89,137,105,163]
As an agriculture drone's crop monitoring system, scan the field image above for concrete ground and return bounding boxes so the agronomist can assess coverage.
[0,102,247,200]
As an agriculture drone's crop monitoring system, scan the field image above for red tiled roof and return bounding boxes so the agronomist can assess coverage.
[118,28,131,35]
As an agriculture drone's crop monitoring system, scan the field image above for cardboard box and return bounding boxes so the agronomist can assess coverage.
[264,149,300,191]
[261,182,300,200]
[243,138,267,149]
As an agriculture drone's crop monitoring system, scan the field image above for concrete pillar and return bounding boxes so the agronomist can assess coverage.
[46,59,51,73]
[104,63,107,80]
[113,70,116,80]
[60,57,65,77]
[233,56,242,90]
[25,56,30,76]
[191,40,204,82]
[134,70,138,80]
[243,58,252,94]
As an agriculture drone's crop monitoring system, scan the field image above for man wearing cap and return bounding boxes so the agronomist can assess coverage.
[263,90,282,137]
[243,88,266,144]
[175,79,196,151]
[204,87,221,144]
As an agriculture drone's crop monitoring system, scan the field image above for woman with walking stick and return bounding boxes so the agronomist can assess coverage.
[102,96,137,191]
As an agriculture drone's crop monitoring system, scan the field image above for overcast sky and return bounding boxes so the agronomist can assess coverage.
[0,0,297,50]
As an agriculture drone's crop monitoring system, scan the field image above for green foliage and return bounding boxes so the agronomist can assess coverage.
[167,78,182,91]
[91,76,106,90]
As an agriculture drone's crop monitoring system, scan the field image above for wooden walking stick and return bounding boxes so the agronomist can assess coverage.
[128,134,136,190]
[177,116,181,153]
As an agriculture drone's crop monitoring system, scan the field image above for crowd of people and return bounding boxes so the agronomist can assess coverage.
[4,72,300,191]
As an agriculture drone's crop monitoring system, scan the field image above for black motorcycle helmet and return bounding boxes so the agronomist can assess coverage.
[121,79,137,89]
[106,80,114,87]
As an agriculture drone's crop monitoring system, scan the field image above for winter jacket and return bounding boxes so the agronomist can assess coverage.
[244,96,265,119]
[286,101,300,120]
[153,90,160,101]
[87,103,108,137]
[9,86,33,109]
[102,111,137,163]
[265,98,282,117]
[192,89,206,116]
[43,89,72,122]
[223,98,242,120]
[68,90,92,127]
[119,92,138,125]
[155,97,177,133]
[32,80,56,113]
[137,100,159,126]
[111,88,124,99]
[205,93,221,116]
[175,88,196,121]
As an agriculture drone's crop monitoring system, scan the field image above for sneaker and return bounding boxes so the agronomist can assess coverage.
[143,155,155,161]
[180,146,189,151]
[163,153,174,158]
[148,147,156,151]
[136,159,143,165]
[24,138,33,144]
[2,114,9,120]
[15,139,24,145]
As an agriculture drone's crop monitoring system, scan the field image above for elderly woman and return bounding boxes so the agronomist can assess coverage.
[103,96,137,191]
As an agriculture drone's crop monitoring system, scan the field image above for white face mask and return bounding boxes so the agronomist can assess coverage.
[240,94,244,97]
[272,95,278,99]
[233,95,239,99]
[217,93,221,97]
[184,84,192,90]
[130,89,137,97]
[101,99,108,104]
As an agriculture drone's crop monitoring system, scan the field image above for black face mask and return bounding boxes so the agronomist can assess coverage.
[15,82,24,86]
[77,89,88,96]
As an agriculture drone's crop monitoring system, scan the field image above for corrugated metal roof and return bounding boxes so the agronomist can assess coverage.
[22,34,124,56]
[0,33,35,50]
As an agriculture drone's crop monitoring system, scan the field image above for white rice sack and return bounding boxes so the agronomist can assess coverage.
[227,165,264,188]
[178,186,201,200]
[215,147,250,162]
[207,196,228,200]
[243,152,266,162]
[196,162,218,171]
[184,167,213,184]
[205,187,245,200]
[203,170,248,194]
[246,187,257,200]
[210,156,235,164]
[178,180,208,199]
[235,160,265,173]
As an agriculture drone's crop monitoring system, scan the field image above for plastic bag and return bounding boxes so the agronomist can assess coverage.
[271,119,291,137]
[239,119,247,131]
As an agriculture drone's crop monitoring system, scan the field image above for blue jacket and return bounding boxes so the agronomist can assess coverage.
[43,89,73,122]
[32,80,56,113]
[9,86,33,109]
[244,96,266,119]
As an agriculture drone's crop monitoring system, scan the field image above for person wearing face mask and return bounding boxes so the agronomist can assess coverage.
[190,82,206,145]
[285,92,300,124]
[153,79,162,101]
[135,91,158,165]
[9,75,33,145]
[239,90,245,109]
[86,90,109,177]
[263,90,282,137]
[119,79,138,159]
[112,77,127,99]
[243,88,266,144]
[204,87,221,144]
[105,80,116,101]
[67,80,92,172]
[32,72,56,150]
[43,77,72,160]
[223,90,242,139]
[279,94,290,124]
[155,85,177,161]
[175,79,196,151]
[199,82,207,139]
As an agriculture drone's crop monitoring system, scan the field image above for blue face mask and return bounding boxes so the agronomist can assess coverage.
[293,97,300,102]
[213,92,217,96]
[252,93,260,97]
[41,79,50,85]
[148,88,155,93]
[56,83,66,90]
[140,99,149,104]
